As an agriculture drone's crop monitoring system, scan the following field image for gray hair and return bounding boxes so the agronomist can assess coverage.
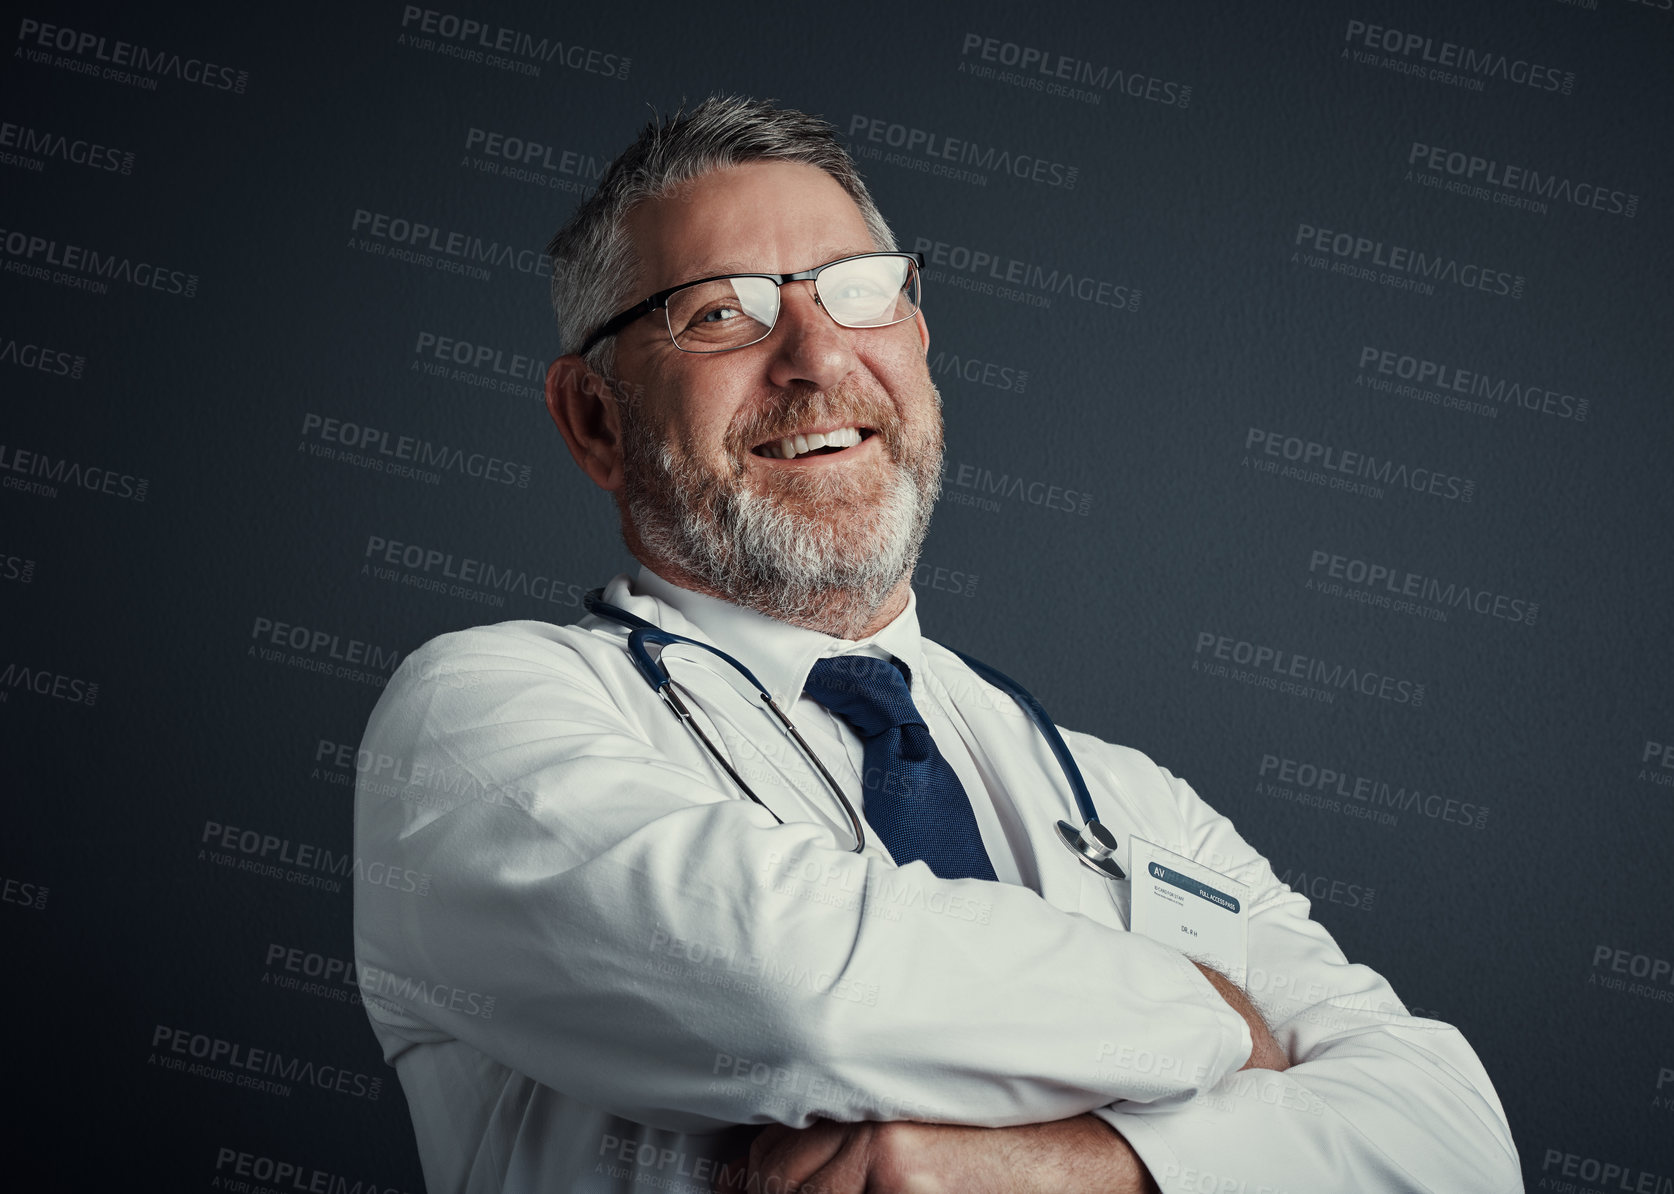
[546,95,896,376]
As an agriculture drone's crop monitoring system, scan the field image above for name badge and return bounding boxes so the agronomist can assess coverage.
[1127,837,1250,980]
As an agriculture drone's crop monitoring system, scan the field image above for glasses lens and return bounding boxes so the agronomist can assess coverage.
[817,255,919,328]
[667,276,778,352]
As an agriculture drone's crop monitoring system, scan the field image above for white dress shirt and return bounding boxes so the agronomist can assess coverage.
[352,567,1520,1193]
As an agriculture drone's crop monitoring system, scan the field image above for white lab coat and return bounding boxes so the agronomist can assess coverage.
[352,569,1520,1193]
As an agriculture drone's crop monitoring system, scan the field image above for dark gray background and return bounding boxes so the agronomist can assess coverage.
[4,1,1670,1189]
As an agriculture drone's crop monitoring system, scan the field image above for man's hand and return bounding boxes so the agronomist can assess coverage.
[1194,961,1289,1072]
[714,1114,1159,1194]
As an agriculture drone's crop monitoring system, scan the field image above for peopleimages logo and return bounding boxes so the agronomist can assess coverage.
[1257,753,1489,830]
[1406,141,1637,219]
[212,1147,417,1194]
[396,7,630,80]
[1307,548,1538,627]
[912,235,1137,312]
[958,32,1191,109]
[0,118,133,175]
[362,533,588,611]
[928,349,1028,394]
[1539,1150,1669,1194]
[912,560,978,599]
[648,927,881,1008]
[461,127,606,194]
[299,412,533,489]
[1355,345,1588,424]
[412,329,543,398]
[200,817,431,897]
[1588,944,1674,1009]
[2,872,49,910]
[1293,221,1524,299]
[262,941,360,1006]
[1244,428,1474,503]
[1,334,85,379]
[149,1024,381,1100]
[946,460,1092,516]
[15,18,251,94]
[0,442,149,502]
[0,551,37,585]
[248,614,402,689]
[1641,739,1674,788]
[0,661,99,706]
[350,209,549,281]
[1341,19,1575,96]
[847,115,1079,190]
[250,615,401,674]
[1274,866,1374,912]
[315,737,533,814]
[358,963,496,1020]
[1195,631,1425,707]
[0,226,198,297]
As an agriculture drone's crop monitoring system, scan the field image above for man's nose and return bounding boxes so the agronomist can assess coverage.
[763,282,859,392]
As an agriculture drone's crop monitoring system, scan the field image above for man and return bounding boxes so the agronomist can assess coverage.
[353,97,1520,1193]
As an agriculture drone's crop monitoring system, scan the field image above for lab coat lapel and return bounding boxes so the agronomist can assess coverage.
[936,680,1131,928]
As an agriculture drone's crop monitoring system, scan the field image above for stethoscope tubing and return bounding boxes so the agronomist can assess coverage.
[584,590,868,852]
[582,590,1118,877]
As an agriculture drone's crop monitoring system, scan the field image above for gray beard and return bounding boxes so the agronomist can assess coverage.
[620,404,942,640]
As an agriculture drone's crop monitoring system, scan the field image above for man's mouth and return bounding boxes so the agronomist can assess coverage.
[751,426,873,460]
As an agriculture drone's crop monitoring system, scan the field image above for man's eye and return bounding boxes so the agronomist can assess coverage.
[697,305,743,324]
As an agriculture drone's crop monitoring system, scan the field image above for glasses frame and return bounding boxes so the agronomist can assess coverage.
[576,250,926,357]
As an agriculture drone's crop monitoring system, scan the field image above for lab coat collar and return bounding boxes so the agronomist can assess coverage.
[610,565,928,711]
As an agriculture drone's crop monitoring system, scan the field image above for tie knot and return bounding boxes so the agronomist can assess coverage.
[803,655,923,741]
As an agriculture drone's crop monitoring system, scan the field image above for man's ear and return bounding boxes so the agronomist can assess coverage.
[546,354,625,492]
[914,310,929,355]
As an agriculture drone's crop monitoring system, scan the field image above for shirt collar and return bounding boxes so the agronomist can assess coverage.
[609,565,927,710]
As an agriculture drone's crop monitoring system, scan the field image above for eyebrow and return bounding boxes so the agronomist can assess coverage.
[672,247,872,286]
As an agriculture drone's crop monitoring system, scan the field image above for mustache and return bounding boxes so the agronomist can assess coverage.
[724,382,903,463]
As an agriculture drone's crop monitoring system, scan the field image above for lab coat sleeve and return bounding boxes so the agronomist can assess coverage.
[1093,768,1521,1194]
[353,624,1251,1136]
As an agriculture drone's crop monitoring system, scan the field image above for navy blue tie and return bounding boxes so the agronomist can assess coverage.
[803,655,997,881]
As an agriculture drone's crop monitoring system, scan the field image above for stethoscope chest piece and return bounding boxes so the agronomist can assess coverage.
[1056,819,1126,881]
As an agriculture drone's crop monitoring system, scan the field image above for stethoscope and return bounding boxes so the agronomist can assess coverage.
[585,590,1126,881]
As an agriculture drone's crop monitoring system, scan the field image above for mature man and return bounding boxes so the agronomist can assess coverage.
[353,97,1520,1193]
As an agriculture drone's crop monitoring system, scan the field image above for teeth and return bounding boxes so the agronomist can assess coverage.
[773,427,861,459]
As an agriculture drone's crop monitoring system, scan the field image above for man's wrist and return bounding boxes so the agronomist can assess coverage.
[1073,1116,1162,1194]
[1193,960,1289,1072]
[870,1115,1159,1194]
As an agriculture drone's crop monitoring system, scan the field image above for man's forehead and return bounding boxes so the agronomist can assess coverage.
[624,161,874,287]
[664,249,869,280]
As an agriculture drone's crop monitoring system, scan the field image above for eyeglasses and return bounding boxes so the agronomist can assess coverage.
[577,251,925,357]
